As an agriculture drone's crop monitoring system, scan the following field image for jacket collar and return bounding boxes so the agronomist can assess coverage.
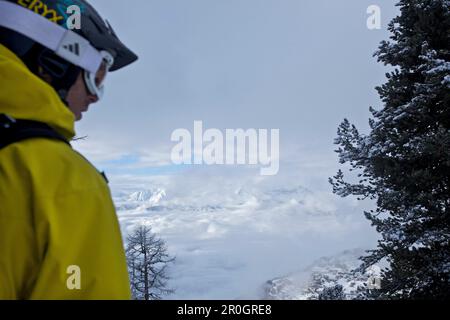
[0,44,75,140]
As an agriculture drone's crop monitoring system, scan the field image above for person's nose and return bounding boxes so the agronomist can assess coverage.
[88,94,99,104]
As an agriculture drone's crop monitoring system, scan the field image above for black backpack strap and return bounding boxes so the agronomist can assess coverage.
[0,114,110,183]
[0,114,71,150]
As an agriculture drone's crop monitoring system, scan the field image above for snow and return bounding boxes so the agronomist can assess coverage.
[110,171,378,299]
[263,249,383,300]
[443,75,450,88]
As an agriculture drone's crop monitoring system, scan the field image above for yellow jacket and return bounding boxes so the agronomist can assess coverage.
[0,44,131,299]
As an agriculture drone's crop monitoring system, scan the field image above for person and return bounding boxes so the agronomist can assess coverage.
[0,0,138,299]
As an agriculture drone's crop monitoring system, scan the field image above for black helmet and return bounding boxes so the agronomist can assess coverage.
[0,0,138,100]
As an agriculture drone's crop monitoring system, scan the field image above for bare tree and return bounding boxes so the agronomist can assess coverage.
[125,224,175,300]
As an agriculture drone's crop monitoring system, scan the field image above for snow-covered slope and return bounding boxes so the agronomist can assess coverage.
[263,249,382,300]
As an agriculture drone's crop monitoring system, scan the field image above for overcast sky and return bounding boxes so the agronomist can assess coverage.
[74,0,398,188]
[69,1,403,297]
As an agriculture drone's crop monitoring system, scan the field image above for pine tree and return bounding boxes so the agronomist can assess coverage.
[318,285,346,300]
[330,0,450,299]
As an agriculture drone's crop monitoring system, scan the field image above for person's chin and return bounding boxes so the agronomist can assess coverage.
[76,105,89,121]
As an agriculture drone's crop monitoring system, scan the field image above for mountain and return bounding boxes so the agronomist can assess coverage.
[115,188,166,211]
[263,249,382,300]
[111,180,373,299]
[115,185,315,213]
[129,188,166,204]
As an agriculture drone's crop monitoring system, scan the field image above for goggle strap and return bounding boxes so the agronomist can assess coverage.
[0,0,102,74]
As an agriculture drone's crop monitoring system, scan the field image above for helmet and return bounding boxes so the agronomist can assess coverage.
[0,0,138,101]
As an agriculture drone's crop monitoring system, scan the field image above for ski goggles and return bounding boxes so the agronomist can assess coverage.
[83,51,114,100]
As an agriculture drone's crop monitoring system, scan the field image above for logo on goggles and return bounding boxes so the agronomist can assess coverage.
[62,42,80,56]
[17,0,64,23]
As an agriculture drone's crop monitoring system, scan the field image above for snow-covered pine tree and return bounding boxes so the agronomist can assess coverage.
[318,285,346,300]
[330,0,450,299]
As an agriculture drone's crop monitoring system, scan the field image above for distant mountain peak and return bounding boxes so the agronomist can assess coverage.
[128,188,166,205]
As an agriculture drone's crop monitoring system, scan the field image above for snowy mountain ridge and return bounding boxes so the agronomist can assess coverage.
[115,185,335,216]
[111,179,376,299]
[263,249,382,300]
